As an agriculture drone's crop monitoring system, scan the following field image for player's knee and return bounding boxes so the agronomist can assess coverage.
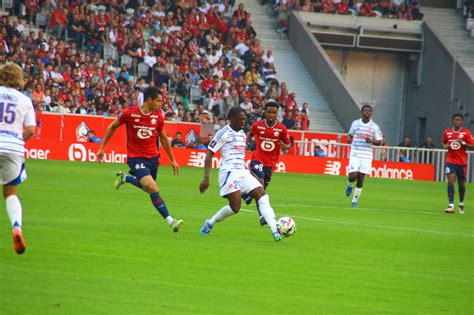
[142,182,158,194]
[229,203,241,213]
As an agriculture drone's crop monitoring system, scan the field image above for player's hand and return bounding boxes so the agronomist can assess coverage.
[96,148,105,163]
[199,178,209,193]
[170,160,180,175]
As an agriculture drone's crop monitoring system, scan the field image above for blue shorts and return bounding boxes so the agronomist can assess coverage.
[445,163,466,180]
[127,156,160,180]
[249,160,273,186]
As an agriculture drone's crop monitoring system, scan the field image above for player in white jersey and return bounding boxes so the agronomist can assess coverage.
[0,63,36,255]
[345,105,382,207]
[198,107,284,241]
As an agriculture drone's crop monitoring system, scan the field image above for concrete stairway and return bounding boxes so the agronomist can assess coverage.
[422,7,474,79]
[239,0,345,133]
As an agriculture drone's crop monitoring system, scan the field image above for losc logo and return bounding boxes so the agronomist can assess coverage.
[68,143,87,161]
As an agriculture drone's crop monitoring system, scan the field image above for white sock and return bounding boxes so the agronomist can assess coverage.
[257,194,278,234]
[352,188,363,203]
[208,205,235,225]
[6,195,22,229]
[165,216,174,225]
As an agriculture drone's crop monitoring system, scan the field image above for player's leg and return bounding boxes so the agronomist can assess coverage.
[351,159,371,207]
[457,166,466,214]
[351,173,366,207]
[3,185,26,255]
[346,157,359,196]
[139,175,183,232]
[244,172,281,241]
[445,164,456,213]
[242,161,264,205]
[1,154,27,254]
[257,167,273,226]
[115,158,145,190]
[201,172,241,235]
[134,158,183,232]
[201,171,240,234]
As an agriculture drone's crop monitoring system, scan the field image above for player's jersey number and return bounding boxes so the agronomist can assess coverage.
[0,102,16,124]
[260,140,275,152]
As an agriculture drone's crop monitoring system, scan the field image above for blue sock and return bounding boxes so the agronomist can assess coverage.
[447,185,454,204]
[459,185,465,203]
[150,192,170,219]
[126,176,142,189]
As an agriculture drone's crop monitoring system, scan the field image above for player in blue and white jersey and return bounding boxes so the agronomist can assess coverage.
[345,105,382,207]
[198,107,283,241]
[0,63,36,255]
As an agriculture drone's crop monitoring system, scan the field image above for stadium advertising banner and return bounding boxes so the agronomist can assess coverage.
[25,142,435,181]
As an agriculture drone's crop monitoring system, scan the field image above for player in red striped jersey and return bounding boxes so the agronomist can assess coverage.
[243,101,291,225]
[441,114,474,214]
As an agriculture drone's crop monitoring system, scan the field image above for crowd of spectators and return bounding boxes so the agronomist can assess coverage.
[273,0,423,34]
[1,0,311,132]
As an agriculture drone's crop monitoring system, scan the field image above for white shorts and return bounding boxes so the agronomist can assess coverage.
[0,153,27,185]
[218,169,262,197]
[348,156,372,175]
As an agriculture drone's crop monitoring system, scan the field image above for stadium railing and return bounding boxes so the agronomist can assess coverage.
[293,140,473,183]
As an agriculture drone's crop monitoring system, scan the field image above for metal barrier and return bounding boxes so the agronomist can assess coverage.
[292,140,473,183]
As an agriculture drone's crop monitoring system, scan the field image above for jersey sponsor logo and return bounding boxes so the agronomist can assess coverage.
[75,121,90,142]
[449,141,461,150]
[260,140,275,152]
[324,160,341,175]
[137,128,153,139]
[131,114,141,118]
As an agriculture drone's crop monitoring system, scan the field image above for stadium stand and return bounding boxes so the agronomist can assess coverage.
[0,0,334,132]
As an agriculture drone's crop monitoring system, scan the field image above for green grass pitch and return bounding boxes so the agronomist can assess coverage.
[0,159,472,314]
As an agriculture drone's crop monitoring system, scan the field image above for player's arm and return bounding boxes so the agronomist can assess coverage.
[97,119,123,163]
[158,129,179,175]
[366,127,383,146]
[280,127,291,150]
[199,150,214,193]
[200,131,226,193]
[23,101,36,141]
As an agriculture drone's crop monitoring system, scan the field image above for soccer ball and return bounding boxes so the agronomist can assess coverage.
[276,216,296,237]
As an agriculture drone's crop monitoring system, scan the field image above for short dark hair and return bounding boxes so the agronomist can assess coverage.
[264,100,279,110]
[228,106,244,119]
[452,113,463,120]
[361,104,372,111]
[143,86,161,102]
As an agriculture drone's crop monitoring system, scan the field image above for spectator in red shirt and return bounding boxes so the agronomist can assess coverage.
[50,5,68,40]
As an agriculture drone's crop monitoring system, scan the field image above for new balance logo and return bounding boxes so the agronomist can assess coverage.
[324,161,341,176]
[188,151,207,167]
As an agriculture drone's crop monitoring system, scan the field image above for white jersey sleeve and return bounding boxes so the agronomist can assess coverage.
[208,125,247,173]
[0,86,36,156]
[208,125,230,153]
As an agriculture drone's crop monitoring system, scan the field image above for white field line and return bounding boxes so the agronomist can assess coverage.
[239,208,473,238]
[275,204,439,215]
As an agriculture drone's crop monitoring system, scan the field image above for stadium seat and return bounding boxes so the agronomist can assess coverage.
[104,46,118,62]
[120,55,133,68]
[137,62,149,78]
[35,13,48,28]
[2,0,13,9]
